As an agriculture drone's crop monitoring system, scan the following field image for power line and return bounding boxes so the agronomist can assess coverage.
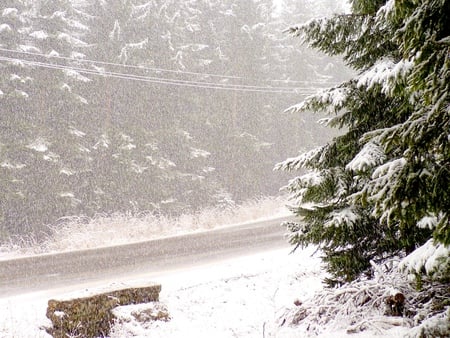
[0,55,299,93]
[0,55,320,94]
[0,52,304,91]
[0,47,339,86]
[0,47,241,80]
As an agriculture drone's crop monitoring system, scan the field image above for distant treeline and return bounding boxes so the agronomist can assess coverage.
[0,0,348,240]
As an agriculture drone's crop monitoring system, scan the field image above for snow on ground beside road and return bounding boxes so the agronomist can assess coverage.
[110,247,409,338]
[0,292,51,338]
[110,246,325,338]
[2,247,313,338]
[0,246,410,338]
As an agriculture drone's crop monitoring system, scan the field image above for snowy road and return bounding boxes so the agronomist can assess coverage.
[0,217,291,297]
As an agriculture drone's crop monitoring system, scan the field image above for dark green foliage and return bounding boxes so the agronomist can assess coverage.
[278,0,449,285]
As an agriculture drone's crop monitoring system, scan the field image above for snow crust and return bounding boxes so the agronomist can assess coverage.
[0,248,319,338]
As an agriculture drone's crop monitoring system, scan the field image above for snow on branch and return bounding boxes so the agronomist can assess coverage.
[285,14,374,68]
[2,8,19,18]
[406,309,450,338]
[131,2,154,19]
[346,142,386,173]
[285,86,350,115]
[278,260,415,335]
[29,30,49,40]
[368,158,406,222]
[119,38,149,63]
[0,23,12,33]
[64,69,91,82]
[284,16,328,39]
[399,239,450,280]
[279,171,325,207]
[274,146,325,172]
[57,33,87,47]
[285,14,364,46]
[19,44,41,53]
[371,158,406,187]
[375,0,396,19]
[416,214,441,230]
[325,207,359,228]
[359,123,401,146]
[356,58,413,95]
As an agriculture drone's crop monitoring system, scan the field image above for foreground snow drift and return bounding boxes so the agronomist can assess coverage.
[0,246,420,337]
[110,247,324,337]
[111,247,415,337]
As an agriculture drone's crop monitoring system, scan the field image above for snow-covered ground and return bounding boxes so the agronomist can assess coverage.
[0,198,419,337]
[111,247,408,338]
[110,247,323,338]
[0,246,410,338]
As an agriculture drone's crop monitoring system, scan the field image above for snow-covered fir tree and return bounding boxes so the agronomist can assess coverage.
[277,0,449,286]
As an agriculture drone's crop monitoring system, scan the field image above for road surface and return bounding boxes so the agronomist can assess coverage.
[0,217,292,297]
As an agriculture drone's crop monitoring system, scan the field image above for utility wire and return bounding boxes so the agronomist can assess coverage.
[0,55,300,92]
[0,47,242,80]
[0,52,303,91]
[0,47,339,86]
[0,56,320,94]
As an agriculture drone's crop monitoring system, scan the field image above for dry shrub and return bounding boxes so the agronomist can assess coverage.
[46,284,161,338]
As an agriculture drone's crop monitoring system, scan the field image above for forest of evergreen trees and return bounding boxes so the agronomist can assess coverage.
[0,0,348,240]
